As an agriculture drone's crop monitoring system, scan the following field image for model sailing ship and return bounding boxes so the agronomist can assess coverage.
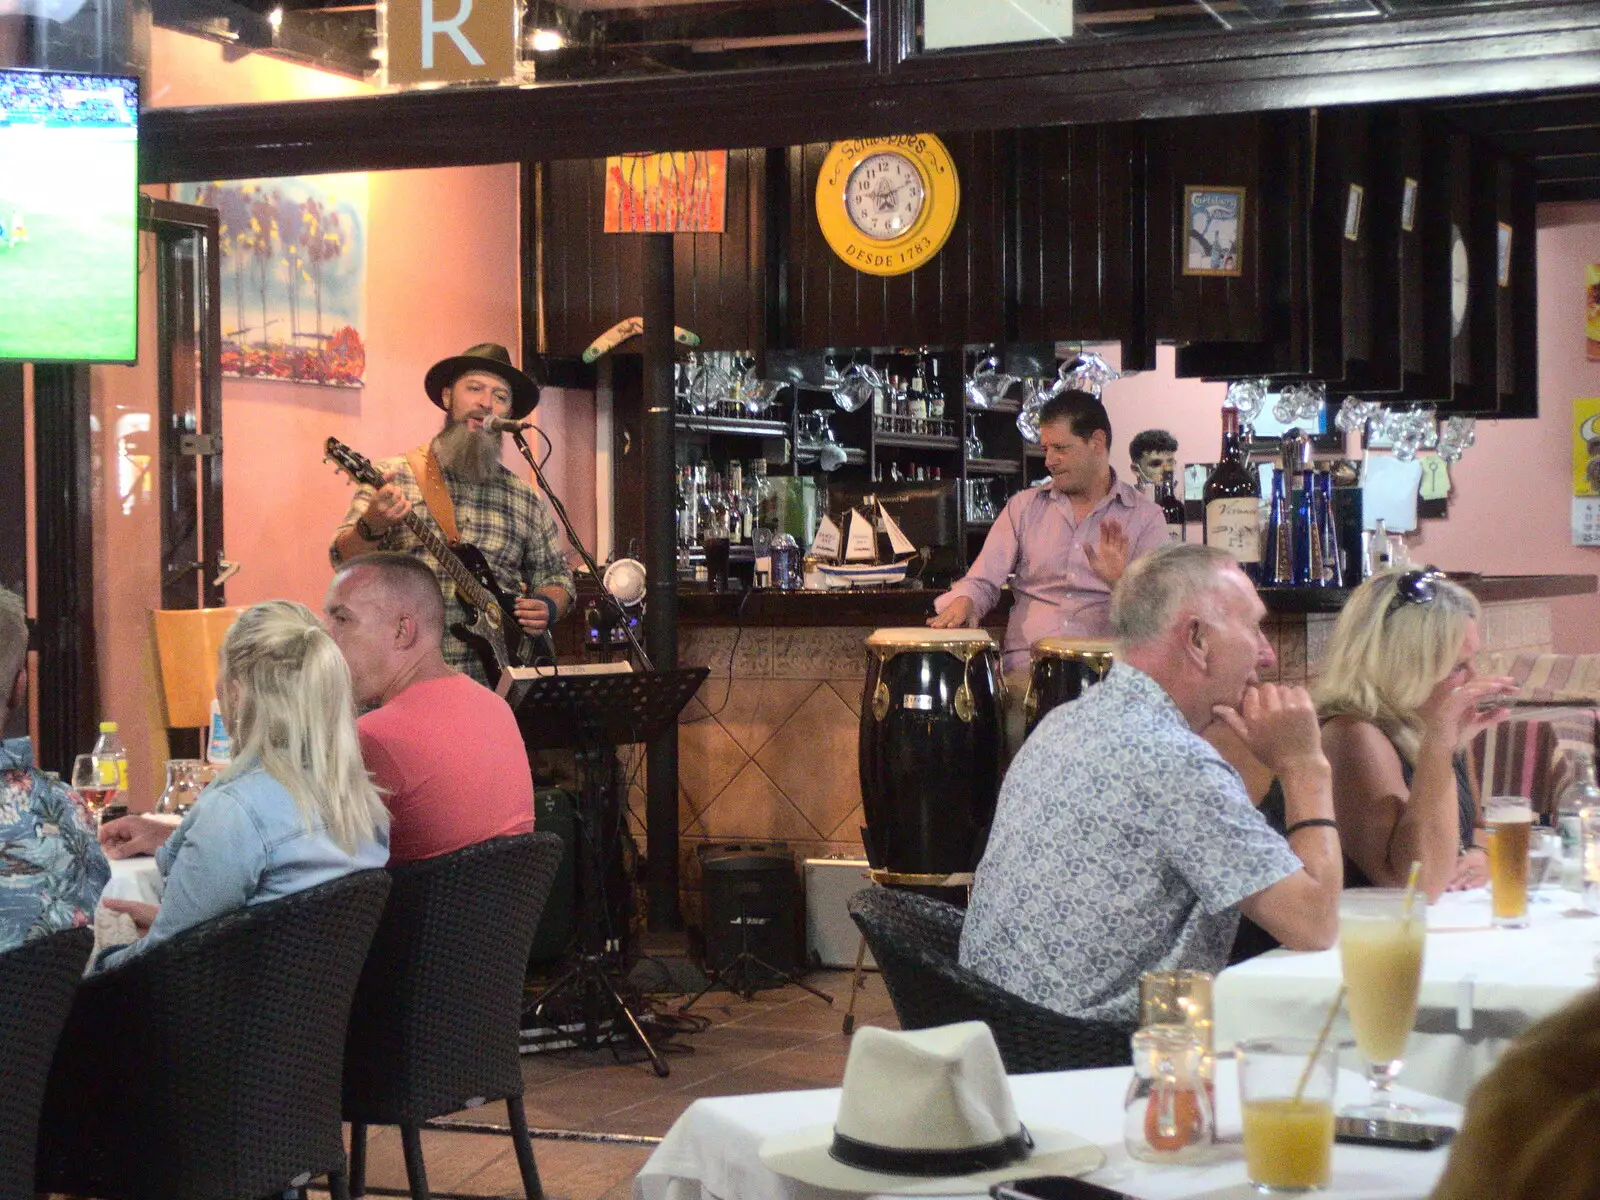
[809,497,917,587]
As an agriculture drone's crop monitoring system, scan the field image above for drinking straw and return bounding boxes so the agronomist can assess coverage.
[1292,984,1347,1104]
[1403,859,1423,921]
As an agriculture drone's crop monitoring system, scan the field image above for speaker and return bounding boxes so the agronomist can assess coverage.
[528,788,577,963]
[699,844,799,983]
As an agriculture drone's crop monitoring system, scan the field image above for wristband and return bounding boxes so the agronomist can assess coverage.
[1284,818,1338,837]
[529,594,558,627]
[356,515,382,542]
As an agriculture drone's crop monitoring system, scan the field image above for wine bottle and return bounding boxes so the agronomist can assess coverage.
[1202,405,1261,581]
[1155,472,1185,543]
[1293,439,1319,587]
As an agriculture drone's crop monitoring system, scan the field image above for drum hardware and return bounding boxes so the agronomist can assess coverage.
[873,681,892,721]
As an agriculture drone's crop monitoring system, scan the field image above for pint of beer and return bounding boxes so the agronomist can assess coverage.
[1486,797,1534,928]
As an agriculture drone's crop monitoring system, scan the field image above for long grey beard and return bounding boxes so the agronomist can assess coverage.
[434,421,502,484]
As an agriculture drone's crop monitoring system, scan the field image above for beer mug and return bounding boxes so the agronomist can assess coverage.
[1486,796,1535,928]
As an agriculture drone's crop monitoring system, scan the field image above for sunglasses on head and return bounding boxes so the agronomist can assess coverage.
[1384,567,1449,619]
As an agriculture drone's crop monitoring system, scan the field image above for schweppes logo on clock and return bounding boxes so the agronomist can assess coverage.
[815,134,960,277]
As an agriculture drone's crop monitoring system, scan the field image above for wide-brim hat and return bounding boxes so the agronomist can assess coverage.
[424,342,541,419]
[757,1022,1104,1195]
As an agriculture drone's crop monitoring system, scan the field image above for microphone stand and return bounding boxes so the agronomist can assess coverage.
[507,426,654,671]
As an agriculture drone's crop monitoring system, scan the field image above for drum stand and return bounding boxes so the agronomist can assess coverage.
[679,892,833,1012]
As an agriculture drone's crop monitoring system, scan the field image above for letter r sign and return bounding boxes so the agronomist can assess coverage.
[386,0,514,85]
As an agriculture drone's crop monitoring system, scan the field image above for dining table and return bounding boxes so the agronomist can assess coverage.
[634,1065,1461,1200]
[1215,885,1600,1104]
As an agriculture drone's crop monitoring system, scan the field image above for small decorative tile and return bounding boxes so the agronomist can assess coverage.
[712,679,821,757]
[829,678,866,718]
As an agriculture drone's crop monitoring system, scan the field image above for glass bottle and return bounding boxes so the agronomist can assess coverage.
[1202,405,1261,582]
[1558,752,1600,889]
[1293,439,1318,586]
[1261,467,1293,586]
[1315,470,1344,587]
[1155,473,1185,544]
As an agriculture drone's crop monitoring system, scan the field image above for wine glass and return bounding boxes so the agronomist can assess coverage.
[71,753,118,819]
[1339,889,1426,1119]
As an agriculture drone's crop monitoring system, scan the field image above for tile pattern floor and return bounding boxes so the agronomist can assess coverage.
[349,969,899,1200]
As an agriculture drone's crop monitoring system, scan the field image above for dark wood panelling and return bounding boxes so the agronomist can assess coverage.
[783,131,1007,350]
[1171,111,1321,379]
[1449,130,1499,414]
[1395,110,1453,401]
[1013,124,1138,345]
[1499,154,1539,417]
[539,150,766,357]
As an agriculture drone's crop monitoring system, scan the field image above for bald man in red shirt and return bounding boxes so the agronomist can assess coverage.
[323,552,535,864]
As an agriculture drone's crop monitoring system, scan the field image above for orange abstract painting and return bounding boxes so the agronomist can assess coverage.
[604,151,727,234]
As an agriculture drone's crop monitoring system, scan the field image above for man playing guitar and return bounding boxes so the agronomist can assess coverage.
[330,342,575,687]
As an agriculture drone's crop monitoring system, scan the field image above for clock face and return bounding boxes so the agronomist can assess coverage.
[844,152,926,241]
[1450,225,1469,339]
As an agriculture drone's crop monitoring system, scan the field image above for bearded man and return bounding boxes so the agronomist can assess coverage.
[330,343,575,686]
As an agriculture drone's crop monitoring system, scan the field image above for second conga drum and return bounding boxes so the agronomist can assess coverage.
[1024,637,1115,735]
[858,628,1004,891]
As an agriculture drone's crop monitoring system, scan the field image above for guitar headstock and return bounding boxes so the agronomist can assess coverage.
[324,436,384,489]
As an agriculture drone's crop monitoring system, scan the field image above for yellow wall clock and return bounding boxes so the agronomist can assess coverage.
[815,134,960,277]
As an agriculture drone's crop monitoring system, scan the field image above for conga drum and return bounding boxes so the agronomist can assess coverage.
[858,628,1004,893]
[1024,637,1115,735]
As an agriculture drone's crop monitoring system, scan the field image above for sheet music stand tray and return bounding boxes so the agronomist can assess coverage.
[512,666,707,1077]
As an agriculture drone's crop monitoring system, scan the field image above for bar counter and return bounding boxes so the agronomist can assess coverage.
[654,573,1594,925]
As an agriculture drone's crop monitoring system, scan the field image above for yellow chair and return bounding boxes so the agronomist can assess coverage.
[151,607,244,728]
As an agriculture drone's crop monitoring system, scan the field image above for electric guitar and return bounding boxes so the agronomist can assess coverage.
[325,436,545,684]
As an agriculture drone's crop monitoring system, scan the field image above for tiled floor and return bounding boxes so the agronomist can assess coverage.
[349,968,899,1200]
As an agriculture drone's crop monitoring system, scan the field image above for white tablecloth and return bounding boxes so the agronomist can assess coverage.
[635,1067,1460,1200]
[1216,887,1600,1104]
[101,856,164,905]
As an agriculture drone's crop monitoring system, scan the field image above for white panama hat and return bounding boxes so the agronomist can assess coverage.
[758,1022,1104,1195]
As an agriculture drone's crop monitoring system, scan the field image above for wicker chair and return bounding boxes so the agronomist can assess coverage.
[0,926,92,1200]
[35,870,392,1200]
[847,886,1133,1073]
[342,832,565,1200]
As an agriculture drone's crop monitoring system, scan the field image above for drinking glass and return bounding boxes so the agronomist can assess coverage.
[964,356,1018,410]
[1338,889,1425,1119]
[70,753,118,818]
[1486,796,1534,928]
[1237,1037,1338,1194]
[1528,826,1560,891]
[1124,1025,1214,1163]
[1139,969,1215,1055]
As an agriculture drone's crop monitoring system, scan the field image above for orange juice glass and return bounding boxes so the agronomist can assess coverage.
[1237,1036,1338,1194]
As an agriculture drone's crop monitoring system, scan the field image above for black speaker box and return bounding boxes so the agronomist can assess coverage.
[699,844,799,983]
[528,788,577,964]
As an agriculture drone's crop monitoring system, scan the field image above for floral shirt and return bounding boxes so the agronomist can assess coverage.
[0,737,110,953]
[332,453,575,685]
[958,664,1302,1024]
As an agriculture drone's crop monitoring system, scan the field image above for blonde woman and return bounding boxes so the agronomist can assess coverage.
[1314,568,1515,904]
[96,601,389,969]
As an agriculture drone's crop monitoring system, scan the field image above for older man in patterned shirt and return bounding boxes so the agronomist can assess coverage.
[960,544,1342,1024]
[0,588,108,952]
[331,343,575,687]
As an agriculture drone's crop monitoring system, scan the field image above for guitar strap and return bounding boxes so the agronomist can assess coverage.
[405,446,462,548]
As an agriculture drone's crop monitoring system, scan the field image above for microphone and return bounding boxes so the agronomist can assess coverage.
[484,415,534,434]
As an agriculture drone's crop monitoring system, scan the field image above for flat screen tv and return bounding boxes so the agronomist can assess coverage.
[0,68,139,364]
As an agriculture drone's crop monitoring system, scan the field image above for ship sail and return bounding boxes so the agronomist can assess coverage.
[811,513,842,561]
[881,505,916,558]
[844,509,877,562]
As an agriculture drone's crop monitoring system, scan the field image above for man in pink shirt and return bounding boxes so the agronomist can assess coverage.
[930,390,1169,751]
[323,552,535,864]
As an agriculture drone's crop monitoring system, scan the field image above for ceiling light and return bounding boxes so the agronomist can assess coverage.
[530,27,565,52]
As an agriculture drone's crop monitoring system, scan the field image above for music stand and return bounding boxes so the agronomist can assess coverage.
[512,666,707,1078]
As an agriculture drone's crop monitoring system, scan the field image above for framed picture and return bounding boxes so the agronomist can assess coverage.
[1183,186,1246,277]
[1401,177,1419,233]
[1497,222,1513,288]
[1344,184,1364,242]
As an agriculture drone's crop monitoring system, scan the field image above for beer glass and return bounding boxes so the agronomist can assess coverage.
[1486,796,1534,928]
[1237,1037,1338,1193]
[1339,889,1425,1118]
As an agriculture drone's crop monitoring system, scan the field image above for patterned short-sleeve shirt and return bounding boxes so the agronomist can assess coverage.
[332,452,576,684]
[959,664,1303,1024]
[0,737,110,953]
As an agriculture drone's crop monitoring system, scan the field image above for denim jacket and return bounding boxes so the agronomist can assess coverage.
[96,765,388,972]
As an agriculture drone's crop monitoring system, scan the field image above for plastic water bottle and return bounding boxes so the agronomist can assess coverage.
[205,698,232,765]
[91,721,129,797]
[1559,751,1600,891]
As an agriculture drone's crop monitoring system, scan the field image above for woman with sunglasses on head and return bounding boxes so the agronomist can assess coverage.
[1312,568,1516,904]
[94,600,390,969]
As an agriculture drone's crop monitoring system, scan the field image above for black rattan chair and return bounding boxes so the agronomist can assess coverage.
[342,832,565,1200]
[35,869,392,1200]
[847,886,1133,1073]
[0,925,92,1200]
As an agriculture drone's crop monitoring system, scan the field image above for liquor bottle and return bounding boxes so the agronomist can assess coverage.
[1314,470,1343,586]
[909,363,929,426]
[1155,472,1185,543]
[926,357,945,425]
[1261,467,1293,586]
[1202,405,1261,581]
[1293,438,1318,586]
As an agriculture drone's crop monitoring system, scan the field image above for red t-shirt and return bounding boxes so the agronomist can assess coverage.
[357,673,535,864]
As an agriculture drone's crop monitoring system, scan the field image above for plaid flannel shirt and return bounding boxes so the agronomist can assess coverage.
[332,454,576,684]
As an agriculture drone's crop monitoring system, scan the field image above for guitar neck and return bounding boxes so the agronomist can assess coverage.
[398,510,498,613]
